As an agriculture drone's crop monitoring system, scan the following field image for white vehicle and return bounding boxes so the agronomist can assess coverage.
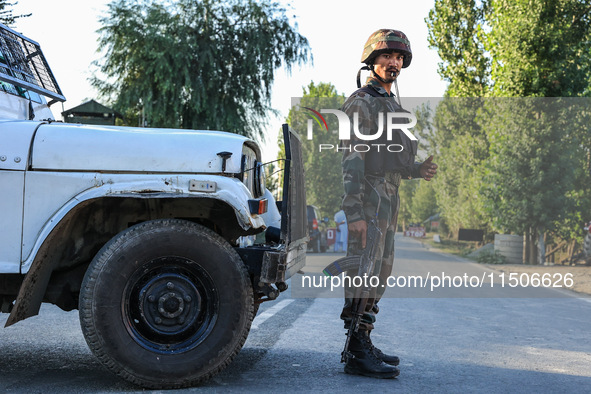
[0,23,307,388]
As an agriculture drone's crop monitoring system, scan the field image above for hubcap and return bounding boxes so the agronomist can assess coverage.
[143,275,200,328]
[124,256,218,353]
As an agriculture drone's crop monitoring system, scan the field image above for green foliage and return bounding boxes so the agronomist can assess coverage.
[481,99,572,235]
[398,179,419,230]
[426,0,491,97]
[427,0,591,97]
[402,102,441,229]
[476,250,506,264]
[418,97,490,235]
[541,99,591,243]
[487,0,591,97]
[411,179,438,224]
[397,102,442,231]
[264,161,280,197]
[426,0,591,255]
[93,0,310,138]
[285,81,345,219]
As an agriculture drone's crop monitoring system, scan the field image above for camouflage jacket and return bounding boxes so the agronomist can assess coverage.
[341,77,422,224]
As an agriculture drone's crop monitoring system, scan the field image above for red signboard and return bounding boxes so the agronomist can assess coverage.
[326,227,336,247]
[405,226,426,238]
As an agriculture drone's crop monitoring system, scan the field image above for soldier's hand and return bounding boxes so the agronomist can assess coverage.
[420,155,438,181]
[348,220,368,248]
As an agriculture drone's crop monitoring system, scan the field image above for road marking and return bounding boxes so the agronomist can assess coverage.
[551,287,591,303]
[250,299,295,330]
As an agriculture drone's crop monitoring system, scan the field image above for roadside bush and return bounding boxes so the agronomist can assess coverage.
[477,250,506,265]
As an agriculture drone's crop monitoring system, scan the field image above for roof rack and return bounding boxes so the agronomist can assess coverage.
[0,22,65,105]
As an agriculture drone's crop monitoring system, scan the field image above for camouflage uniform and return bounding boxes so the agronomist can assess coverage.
[340,77,422,330]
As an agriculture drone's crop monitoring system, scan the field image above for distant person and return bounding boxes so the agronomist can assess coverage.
[334,210,348,252]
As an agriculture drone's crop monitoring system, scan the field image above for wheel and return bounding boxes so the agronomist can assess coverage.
[79,219,253,389]
[314,238,321,253]
[320,235,327,253]
[319,232,327,253]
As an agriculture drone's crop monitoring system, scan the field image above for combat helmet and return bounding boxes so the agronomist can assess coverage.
[361,29,412,68]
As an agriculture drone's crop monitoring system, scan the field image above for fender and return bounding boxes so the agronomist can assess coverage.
[7,173,265,327]
[21,172,264,273]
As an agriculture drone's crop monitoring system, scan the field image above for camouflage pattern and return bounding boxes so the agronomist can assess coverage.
[340,78,421,225]
[361,29,412,67]
[340,77,420,330]
[340,173,400,330]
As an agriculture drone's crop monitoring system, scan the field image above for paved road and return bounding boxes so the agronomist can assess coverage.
[1,235,590,393]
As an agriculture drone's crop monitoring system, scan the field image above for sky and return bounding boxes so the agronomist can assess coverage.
[12,0,448,160]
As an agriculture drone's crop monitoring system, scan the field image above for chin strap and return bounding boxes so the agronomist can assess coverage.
[368,64,391,85]
[357,64,402,106]
[357,65,370,88]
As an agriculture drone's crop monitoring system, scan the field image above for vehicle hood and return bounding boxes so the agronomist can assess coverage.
[31,123,256,173]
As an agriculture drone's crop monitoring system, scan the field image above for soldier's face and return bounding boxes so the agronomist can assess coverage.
[373,51,404,82]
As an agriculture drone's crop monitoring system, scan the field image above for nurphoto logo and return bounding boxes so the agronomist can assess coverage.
[303,107,418,153]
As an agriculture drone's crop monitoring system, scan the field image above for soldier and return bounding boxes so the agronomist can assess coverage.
[340,29,437,378]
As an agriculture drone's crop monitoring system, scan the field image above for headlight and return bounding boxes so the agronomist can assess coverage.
[254,161,266,198]
[241,145,264,198]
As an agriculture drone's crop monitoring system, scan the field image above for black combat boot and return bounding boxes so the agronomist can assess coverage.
[367,330,400,366]
[344,330,400,379]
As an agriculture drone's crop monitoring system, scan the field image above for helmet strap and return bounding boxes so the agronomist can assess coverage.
[368,64,390,85]
[356,65,370,88]
[359,64,402,105]
[368,64,402,107]
[394,78,402,107]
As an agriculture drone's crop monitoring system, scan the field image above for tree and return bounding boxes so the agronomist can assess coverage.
[426,0,491,97]
[404,101,442,233]
[487,0,591,97]
[0,1,30,27]
[411,180,438,224]
[285,81,345,220]
[555,100,591,246]
[429,97,491,236]
[397,179,418,231]
[427,0,591,264]
[485,0,591,263]
[481,99,573,263]
[93,0,310,138]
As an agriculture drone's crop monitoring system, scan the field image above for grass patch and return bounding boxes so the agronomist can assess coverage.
[476,250,506,264]
[416,232,481,258]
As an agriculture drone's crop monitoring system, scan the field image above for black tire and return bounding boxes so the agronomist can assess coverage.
[320,233,328,253]
[79,219,253,389]
[314,238,321,253]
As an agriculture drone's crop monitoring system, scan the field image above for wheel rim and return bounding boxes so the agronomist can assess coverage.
[123,256,218,354]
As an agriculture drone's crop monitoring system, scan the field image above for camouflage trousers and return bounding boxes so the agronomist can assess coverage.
[340,173,401,331]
